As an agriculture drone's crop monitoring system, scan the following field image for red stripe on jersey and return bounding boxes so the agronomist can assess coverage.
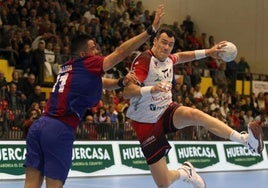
[132,51,151,84]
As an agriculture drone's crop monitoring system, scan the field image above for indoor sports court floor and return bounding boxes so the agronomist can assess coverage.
[0,170,267,188]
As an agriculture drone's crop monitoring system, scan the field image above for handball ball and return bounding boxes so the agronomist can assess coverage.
[218,42,238,62]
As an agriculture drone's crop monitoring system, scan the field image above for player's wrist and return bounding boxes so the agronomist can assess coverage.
[194,49,206,60]
[117,77,125,88]
[146,25,157,36]
[140,86,153,97]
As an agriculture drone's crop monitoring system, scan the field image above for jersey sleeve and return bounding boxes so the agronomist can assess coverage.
[131,52,151,84]
[169,54,178,65]
[84,55,105,75]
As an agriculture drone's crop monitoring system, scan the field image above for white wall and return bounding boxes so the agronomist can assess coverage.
[139,0,268,74]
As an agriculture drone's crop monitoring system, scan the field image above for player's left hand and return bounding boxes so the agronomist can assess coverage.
[207,41,227,59]
[151,81,172,93]
[152,4,165,31]
[123,71,138,86]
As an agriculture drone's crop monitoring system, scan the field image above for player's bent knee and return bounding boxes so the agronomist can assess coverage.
[191,108,207,119]
[177,106,205,119]
[155,179,172,188]
[46,177,63,188]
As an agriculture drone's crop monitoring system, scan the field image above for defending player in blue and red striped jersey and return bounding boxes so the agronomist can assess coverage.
[23,5,165,188]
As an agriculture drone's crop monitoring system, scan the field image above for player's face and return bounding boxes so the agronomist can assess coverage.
[153,33,175,61]
[86,40,98,56]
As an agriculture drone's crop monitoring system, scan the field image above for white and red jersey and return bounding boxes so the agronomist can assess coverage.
[126,50,178,123]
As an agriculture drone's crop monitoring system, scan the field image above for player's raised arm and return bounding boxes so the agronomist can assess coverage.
[173,41,228,65]
[102,4,165,72]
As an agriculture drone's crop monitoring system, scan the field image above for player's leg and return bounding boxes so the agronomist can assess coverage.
[24,119,45,188]
[150,157,206,188]
[24,167,44,188]
[149,157,179,188]
[173,106,233,138]
[46,177,63,188]
[172,106,264,153]
[40,116,75,187]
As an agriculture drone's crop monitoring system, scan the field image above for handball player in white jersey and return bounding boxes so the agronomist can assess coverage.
[124,27,264,188]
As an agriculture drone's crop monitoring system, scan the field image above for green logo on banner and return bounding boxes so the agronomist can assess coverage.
[119,144,169,171]
[71,144,114,173]
[119,144,148,170]
[0,144,26,175]
[224,144,263,167]
[175,144,219,168]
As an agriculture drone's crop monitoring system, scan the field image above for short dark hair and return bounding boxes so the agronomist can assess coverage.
[155,26,175,39]
[70,34,92,55]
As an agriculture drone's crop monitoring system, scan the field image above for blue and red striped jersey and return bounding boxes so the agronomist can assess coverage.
[44,55,105,128]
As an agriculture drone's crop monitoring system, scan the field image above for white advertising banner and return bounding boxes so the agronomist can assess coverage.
[252,80,268,95]
[0,141,268,180]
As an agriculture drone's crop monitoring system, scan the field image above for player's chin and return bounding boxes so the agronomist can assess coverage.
[158,54,169,61]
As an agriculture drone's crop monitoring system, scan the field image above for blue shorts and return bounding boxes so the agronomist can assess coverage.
[24,116,75,184]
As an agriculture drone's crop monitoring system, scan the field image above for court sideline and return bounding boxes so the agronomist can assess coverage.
[0,170,267,188]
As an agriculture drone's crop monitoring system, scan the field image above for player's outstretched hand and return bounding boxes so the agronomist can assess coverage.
[152,4,165,31]
[206,41,227,59]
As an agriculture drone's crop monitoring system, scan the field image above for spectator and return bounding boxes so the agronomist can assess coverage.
[5,83,25,111]
[107,104,118,125]
[30,40,46,81]
[225,59,238,91]
[214,62,228,91]
[172,83,182,102]
[219,102,230,120]
[250,92,259,113]
[26,85,45,109]
[238,109,246,131]
[228,109,241,131]
[39,99,47,114]
[241,96,258,117]
[237,56,250,80]
[191,60,202,87]
[210,97,220,111]
[187,31,201,50]
[22,108,40,139]
[139,9,151,28]
[27,18,39,40]
[19,7,31,26]
[181,15,194,34]
[8,70,21,88]
[18,43,32,76]
[183,62,193,88]
[7,7,20,26]
[107,104,119,139]
[208,35,216,48]
[243,109,254,128]
[171,21,182,38]
[44,41,55,78]
[198,32,209,49]
[204,86,215,104]
[0,71,8,92]
[206,57,218,79]
[96,107,111,139]
[256,92,265,111]
[135,1,144,15]
[77,114,99,140]
[193,84,203,103]
[17,73,36,99]
[97,0,109,16]
[84,6,97,24]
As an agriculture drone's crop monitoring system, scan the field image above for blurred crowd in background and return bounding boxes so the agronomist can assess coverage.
[0,0,267,141]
